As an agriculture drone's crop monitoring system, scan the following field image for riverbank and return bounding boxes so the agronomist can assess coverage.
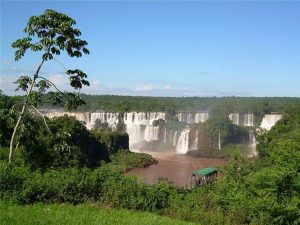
[126,151,226,187]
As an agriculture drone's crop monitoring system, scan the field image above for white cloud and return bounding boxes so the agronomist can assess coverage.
[0,75,18,95]
[132,84,155,91]
[162,85,171,90]
[47,73,69,90]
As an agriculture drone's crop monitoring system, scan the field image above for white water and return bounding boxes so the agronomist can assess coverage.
[173,131,178,147]
[191,130,199,150]
[229,113,240,125]
[260,114,283,130]
[176,128,190,154]
[177,112,209,124]
[229,113,254,127]
[218,130,221,151]
[144,126,160,141]
[43,110,281,155]
[90,112,119,129]
[43,111,92,128]
[176,112,194,124]
[195,112,209,123]
[248,130,258,157]
[244,113,254,127]
[163,128,167,143]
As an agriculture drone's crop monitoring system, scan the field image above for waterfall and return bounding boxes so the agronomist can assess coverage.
[176,128,190,154]
[163,128,167,143]
[248,130,258,157]
[260,114,283,130]
[194,112,209,123]
[191,130,199,150]
[173,131,178,147]
[229,113,239,125]
[176,112,194,124]
[144,126,159,141]
[123,112,165,146]
[244,114,254,127]
[229,113,254,127]
[43,111,91,128]
[90,112,119,128]
[218,130,221,150]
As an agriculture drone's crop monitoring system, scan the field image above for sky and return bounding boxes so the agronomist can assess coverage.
[1,0,300,97]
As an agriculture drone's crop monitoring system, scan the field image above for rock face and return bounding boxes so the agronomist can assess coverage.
[43,110,282,156]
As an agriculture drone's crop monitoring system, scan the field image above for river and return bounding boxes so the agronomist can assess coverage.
[127,151,226,187]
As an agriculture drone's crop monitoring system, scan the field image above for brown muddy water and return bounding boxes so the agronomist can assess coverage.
[127,151,226,187]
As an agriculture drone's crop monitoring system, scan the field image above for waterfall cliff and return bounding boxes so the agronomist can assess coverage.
[43,110,281,155]
[260,114,282,130]
[248,130,257,157]
[229,113,254,127]
[176,128,190,154]
[176,112,209,124]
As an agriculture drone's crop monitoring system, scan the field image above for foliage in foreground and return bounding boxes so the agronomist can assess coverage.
[0,202,197,225]
[1,104,299,225]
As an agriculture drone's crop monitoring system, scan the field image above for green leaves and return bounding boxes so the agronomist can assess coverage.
[65,93,86,110]
[34,80,52,93]
[12,9,89,61]
[66,69,90,90]
[14,76,32,92]
[11,9,90,110]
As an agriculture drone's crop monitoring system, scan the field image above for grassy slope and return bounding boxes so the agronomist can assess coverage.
[0,202,198,225]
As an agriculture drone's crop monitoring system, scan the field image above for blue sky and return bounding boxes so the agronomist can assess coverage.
[1,1,300,97]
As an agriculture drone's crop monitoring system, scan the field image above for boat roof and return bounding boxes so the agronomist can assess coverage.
[193,167,218,176]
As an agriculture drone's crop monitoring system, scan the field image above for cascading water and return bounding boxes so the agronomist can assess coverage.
[229,113,240,125]
[248,130,257,157]
[260,114,283,130]
[176,112,195,124]
[244,114,254,127]
[229,113,254,127]
[194,112,209,123]
[43,111,92,129]
[144,126,160,141]
[191,130,199,150]
[173,131,178,147]
[163,128,167,143]
[218,130,221,151]
[90,112,119,128]
[42,110,282,155]
[176,128,190,154]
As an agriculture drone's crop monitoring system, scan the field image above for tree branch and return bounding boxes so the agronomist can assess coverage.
[37,76,71,101]
[28,104,52,134]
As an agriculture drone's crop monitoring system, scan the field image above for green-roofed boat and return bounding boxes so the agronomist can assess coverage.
[188,167,218,189]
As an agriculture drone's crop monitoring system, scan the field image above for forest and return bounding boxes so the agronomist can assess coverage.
[1,90,300,225]
[41,94,300,115]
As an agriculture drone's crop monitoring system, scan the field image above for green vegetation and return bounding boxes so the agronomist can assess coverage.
[92,130,129,154]
[1,107,299,224]
[40,94,300,115]
[0,202,197,225]
[104,150,156,172]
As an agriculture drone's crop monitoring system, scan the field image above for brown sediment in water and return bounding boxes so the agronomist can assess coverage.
[126,151,226,187]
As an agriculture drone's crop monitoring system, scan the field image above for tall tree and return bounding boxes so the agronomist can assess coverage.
[9,9,90,162]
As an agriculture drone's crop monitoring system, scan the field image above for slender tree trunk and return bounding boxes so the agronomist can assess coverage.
[8,59,45,163]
